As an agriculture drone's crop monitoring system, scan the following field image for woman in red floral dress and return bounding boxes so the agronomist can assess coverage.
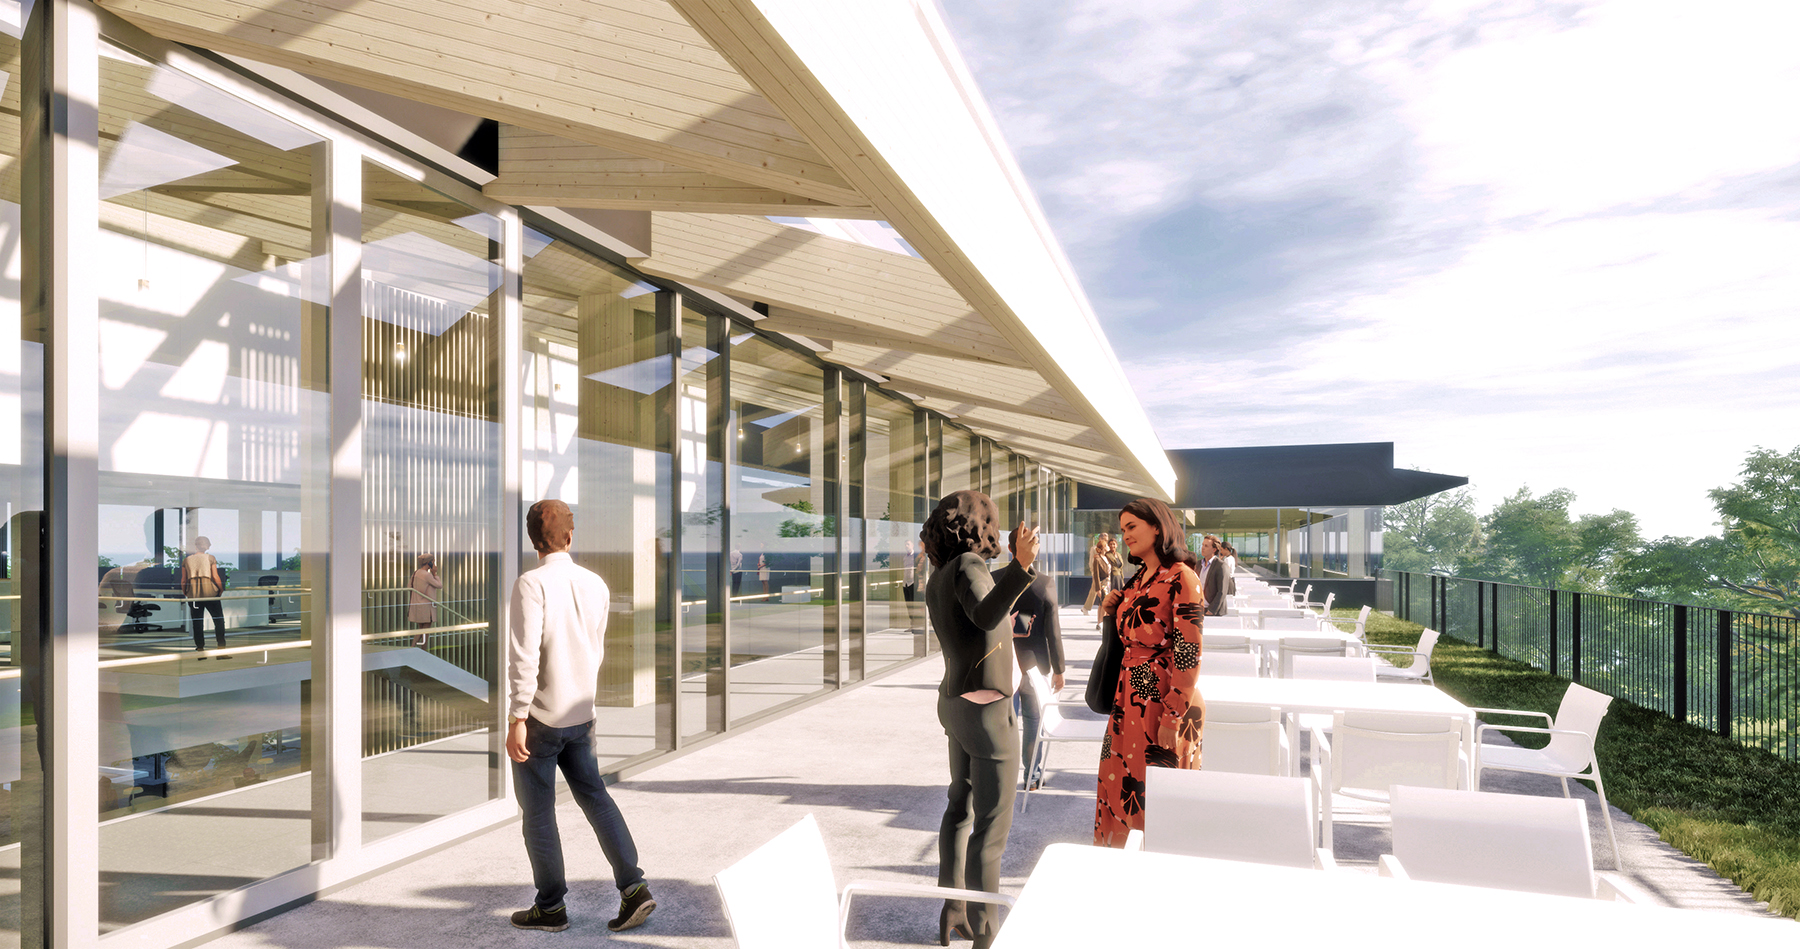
[1094,497,1206,847]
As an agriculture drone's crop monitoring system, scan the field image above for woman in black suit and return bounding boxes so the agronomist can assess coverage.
[921,490,1037,948]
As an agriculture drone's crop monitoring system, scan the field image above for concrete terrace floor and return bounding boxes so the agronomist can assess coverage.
[209,607,1786,949]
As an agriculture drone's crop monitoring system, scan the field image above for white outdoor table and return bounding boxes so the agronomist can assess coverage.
[1193,674,1477,781]
[1201,629,1365,674]
[990,845,1797,948]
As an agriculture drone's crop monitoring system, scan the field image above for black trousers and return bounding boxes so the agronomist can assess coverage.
[190,599,225,649]
[936,693,1019,947]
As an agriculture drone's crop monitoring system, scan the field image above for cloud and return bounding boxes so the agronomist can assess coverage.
[940,0,1800,539]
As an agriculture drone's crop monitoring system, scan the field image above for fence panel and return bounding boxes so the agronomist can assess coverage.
[1380,570,1800,762]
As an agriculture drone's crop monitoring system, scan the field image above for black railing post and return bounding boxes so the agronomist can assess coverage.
[1477,582,1485,649]
[1571,592,1582,683]
[1718,610,1733,739]
[1548,588,1559,677]
[1673,604,1688,724]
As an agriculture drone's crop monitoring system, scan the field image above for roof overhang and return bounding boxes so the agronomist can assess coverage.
[97,0,1175,498]
[1079,443,1467,511]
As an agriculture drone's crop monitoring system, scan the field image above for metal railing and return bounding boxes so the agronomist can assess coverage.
[1386,570,1800,761]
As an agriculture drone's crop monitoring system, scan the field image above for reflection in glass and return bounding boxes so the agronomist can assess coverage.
[93,42,325,930]
[679,311,723,738]
[520,233,668,770]
[865,391,927,672]
[728,335,830,724]
[360,163,503,840]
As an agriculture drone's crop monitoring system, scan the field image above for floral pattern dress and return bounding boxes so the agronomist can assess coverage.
[1094,561,1205,847]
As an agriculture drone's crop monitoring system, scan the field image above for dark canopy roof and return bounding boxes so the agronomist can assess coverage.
[1076,442,1466,511]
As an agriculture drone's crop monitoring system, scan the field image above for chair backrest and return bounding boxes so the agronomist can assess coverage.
[1414,628,1441,661]
[1202,652,1261,677]
[1319,592,1335,614]
[258,574,281,586]
[1203,615,1248,629]
[134,564,179,592]
[1261,616,1324,632]
[1200,633,1254,653]
[1277,637,1352,677]
[1545,683,1614,771]
[1023,668,1069,733]
[1289,655,1377,681]
[1331,711,1462,799]
[1300,584,1313,603]
[714,814,839,948]
[1390,785,1596,898]
[1144,768,1316,867]
[1353,604,1372,633]
[1257,608,1306,619]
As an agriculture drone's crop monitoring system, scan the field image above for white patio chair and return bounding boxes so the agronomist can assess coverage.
[1289,655,1377,682]
[1126,768,1334,870]
[714,813,1014,949]
[1472,682,1621,868]
[1367,628,1440,685]
[1380,785,1644,900]
[1200,701,1289,773]
[1315,710,1464,847]
[1201,632,1257,653]
[1202,651,1262,678]
[1322,604,1372,642]
[1296,584,1315,609]
[1260,615,1326,633]
[1308,592,1336,617]
[1276,636,1356,678]
[1018,668,1107,813]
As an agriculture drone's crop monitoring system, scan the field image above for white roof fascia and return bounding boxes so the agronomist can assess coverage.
[730,0,1175,499]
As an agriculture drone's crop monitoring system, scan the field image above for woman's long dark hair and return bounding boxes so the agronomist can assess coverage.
[920,490,1003,567]
[1119,497,1200,576]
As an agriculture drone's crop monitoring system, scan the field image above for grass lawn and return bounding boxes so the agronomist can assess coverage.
[1353,608,1800,918]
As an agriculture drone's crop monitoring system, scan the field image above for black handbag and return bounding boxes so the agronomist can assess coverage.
[1085,613,1123,715]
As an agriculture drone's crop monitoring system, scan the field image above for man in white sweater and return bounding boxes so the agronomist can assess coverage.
[505,499,654,933]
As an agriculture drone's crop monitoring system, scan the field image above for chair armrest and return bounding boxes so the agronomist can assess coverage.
[839,880,1015,943]
[1361,644,1415,656]
[1377,854,1409,880]
[1595,873,1648,903]
[1315,848,1337,872]
[1124,828,1144,852]
[1470,707,1554,726]
[1475,723,1592,741]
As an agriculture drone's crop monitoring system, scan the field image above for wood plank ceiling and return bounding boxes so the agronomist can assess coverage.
[95,0,1168,496]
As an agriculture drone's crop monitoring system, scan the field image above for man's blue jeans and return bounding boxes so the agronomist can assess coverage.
[513,716,645,909]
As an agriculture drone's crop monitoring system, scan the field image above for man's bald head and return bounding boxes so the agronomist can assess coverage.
[527,499,574,554]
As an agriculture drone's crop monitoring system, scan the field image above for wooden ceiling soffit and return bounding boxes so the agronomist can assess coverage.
[94,0,868,206]
[666,0,1173,499]
[485,126,872,216]
[634,212,1025,367]
[758,307,1013,367]
[821,349,1071,423]
[937,406,1115,455]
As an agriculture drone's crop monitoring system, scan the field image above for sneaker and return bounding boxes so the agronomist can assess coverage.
[608,884,655,932]
[510,903,568,932]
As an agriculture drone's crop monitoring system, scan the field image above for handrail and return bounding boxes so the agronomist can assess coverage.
[91,621,493,671]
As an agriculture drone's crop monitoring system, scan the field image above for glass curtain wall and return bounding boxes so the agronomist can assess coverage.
[2,19,39,949]
[941,428,971,495]
[518,234,669,771]
[864,391,926,668]
[677,307,724,740]
[358,162,504,840]
[93,41,327,929]
[728,334,830,724]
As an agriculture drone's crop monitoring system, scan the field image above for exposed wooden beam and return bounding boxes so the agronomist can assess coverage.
[485,125,870,216]
[94,0,870,205]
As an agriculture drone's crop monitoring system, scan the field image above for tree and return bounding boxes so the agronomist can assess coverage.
[1381,487,1483,574]
[1461,487,1640,590]
[1707,446,1800,617]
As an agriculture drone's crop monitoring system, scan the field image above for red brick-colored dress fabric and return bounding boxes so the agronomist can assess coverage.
[1094,562,1206,847]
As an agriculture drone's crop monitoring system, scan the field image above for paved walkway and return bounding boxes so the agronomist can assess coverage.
[210,607,1782,948]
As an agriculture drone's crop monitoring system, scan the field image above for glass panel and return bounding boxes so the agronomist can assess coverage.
[843,381,864,685]
[359,162,503,840]
[942,428,971,494]
[519,235,669,770]
[729,334,829,724]
[864,391,926,671]
[94,42,326,929]
[1,19,39,949]
[679,309,722,739]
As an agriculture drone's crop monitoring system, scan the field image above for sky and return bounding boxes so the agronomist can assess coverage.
[936,0,1800,541]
